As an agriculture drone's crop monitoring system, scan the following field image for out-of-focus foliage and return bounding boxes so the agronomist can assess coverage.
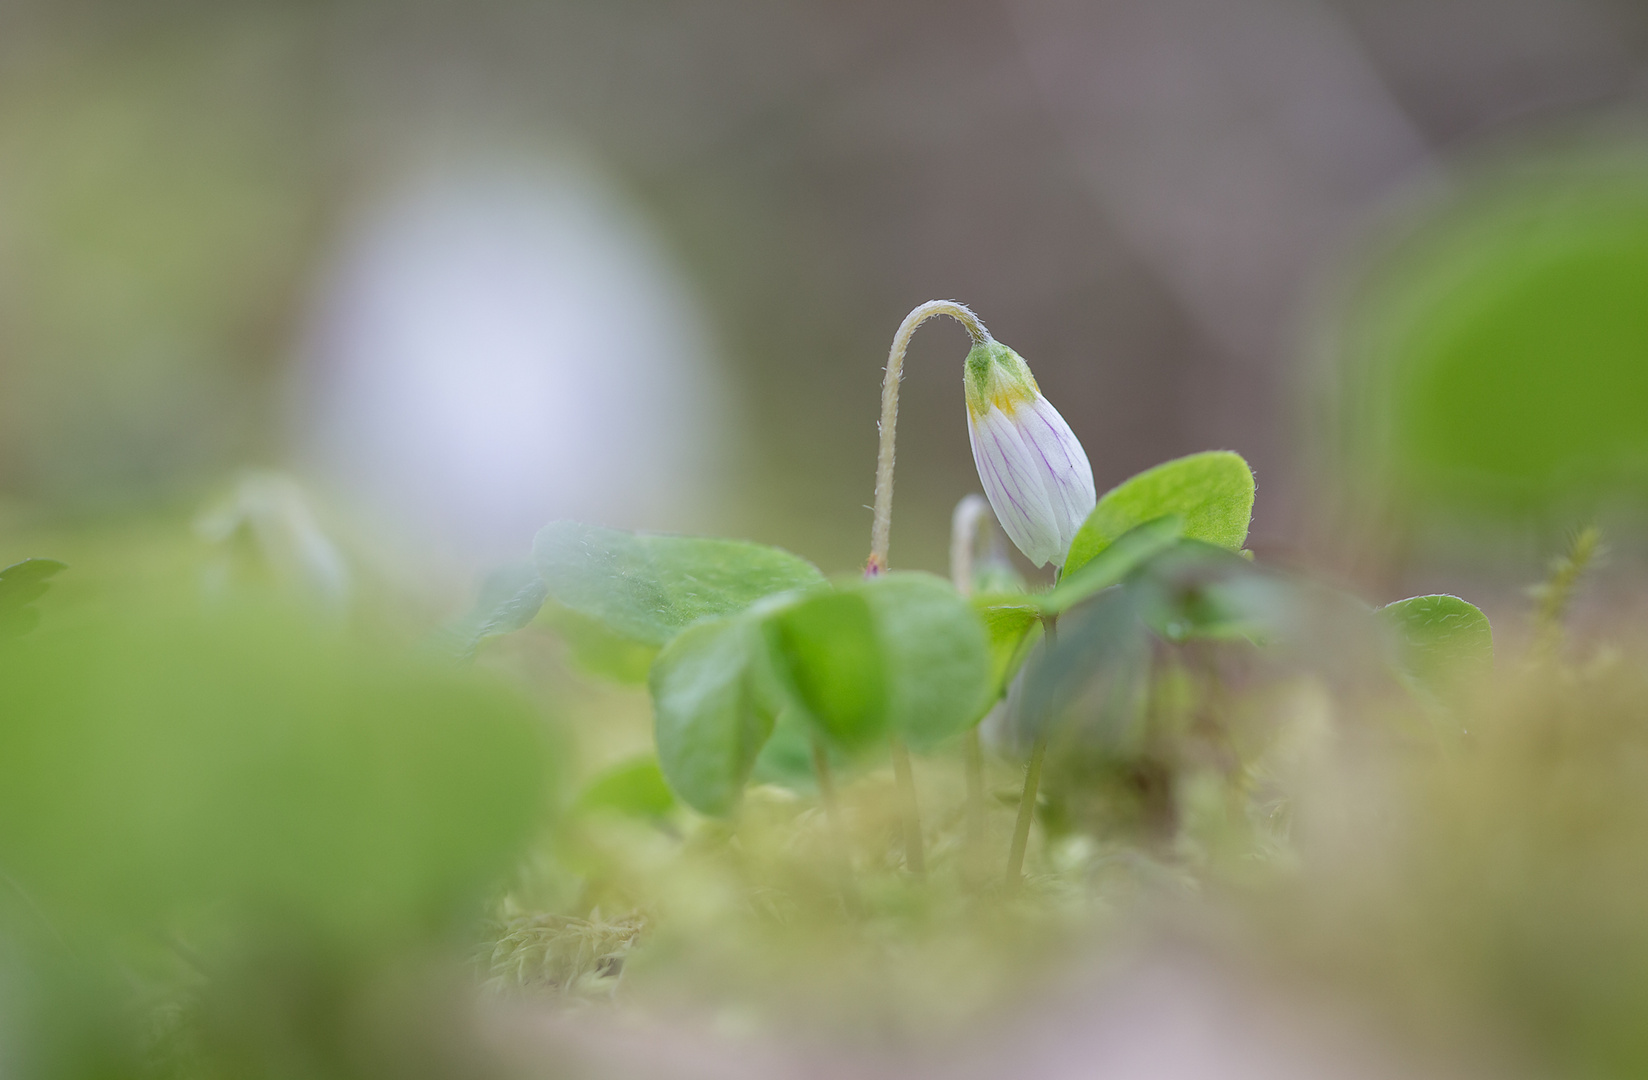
[534,520,825,646]
[1278,644,1648,1080]
[0,598,553,944]
[650,614,782,816]
[808,572,991,753]
[1339,147,1648,519]
[0,17,324,503]
[0,557,66,638]
[0,535,563,1080]
[447,561,550,658]
[574,756,677,822]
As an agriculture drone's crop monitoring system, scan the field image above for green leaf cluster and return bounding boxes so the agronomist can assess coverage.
[526,521,991,816]
[495,450,1492,820]
[974,452,1257,698]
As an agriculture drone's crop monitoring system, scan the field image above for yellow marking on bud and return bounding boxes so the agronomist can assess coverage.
[990,381,1037,416]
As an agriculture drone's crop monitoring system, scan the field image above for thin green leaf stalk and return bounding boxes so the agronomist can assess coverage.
[1005,733,1046,889]
[890,740,926,879]
[812,734,861,915]
[1007,607,1057,888]
[866,303,989,881]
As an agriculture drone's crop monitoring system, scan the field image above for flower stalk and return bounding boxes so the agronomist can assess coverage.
[868,302,990,882]
[868,301,990,575]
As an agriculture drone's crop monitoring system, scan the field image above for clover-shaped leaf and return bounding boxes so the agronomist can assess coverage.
[1064,452,1254,576]
[768,573,991,754]
[1380,593,1493,691]
[535,521,824,647]
[650,616,782,816]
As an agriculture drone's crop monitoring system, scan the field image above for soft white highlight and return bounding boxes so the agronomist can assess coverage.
[295,158,727,569]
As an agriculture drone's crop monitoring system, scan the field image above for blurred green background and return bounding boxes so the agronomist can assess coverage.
[2,0,1644,588]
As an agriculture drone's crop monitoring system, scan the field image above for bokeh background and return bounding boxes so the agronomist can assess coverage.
[6,5,1648,1078]
[3,0,1647,604]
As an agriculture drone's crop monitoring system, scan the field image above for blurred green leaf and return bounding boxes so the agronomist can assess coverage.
[1344,154,1648,514]
[1065,452,1254,576]
[534,521,825,647]
[1380,593,1494,688]
[749,708,854,793]
[0,603,552,942]
[764,573,993,754]
[859,572,992,751]
[0,558,66,639]
[975,600,1042,701]
[970,517,1182,695]
[575,756,676,821]
[767,591,887,751]
[448,562,548,657]
[649,617,779,817]
[1128,540,1267,644]
[1012,587,1152,751]
[1043,516,1185,615]
[538,602,658,685]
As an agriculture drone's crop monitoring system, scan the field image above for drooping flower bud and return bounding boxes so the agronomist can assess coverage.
[963,341,1096,569]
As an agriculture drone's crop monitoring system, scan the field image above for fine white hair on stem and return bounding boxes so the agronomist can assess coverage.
[869,301,991,574]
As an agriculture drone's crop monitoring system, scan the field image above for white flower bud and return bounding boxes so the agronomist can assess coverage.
[963,341,1096,569]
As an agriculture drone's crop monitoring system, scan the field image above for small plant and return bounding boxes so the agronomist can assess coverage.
[460,301,1493,907]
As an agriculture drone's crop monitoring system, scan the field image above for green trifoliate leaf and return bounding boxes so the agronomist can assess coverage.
[1065,452,1254,576]
[534,521,825,647]
[649,616,780,817]
[766,573,992,753]
[860,573,993,750]
[1380,594,1494,690]
[766,591,888,751]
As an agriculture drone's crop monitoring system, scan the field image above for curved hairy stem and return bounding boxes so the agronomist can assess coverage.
[867,301,990,576]
[865,303,989,885]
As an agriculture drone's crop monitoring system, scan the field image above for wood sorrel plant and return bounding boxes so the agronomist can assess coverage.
[457,301,1495,898]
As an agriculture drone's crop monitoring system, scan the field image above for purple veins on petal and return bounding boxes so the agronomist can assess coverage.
[1021,395,1096,545]
[970,422,1036,544]
[974,406,1063,567]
